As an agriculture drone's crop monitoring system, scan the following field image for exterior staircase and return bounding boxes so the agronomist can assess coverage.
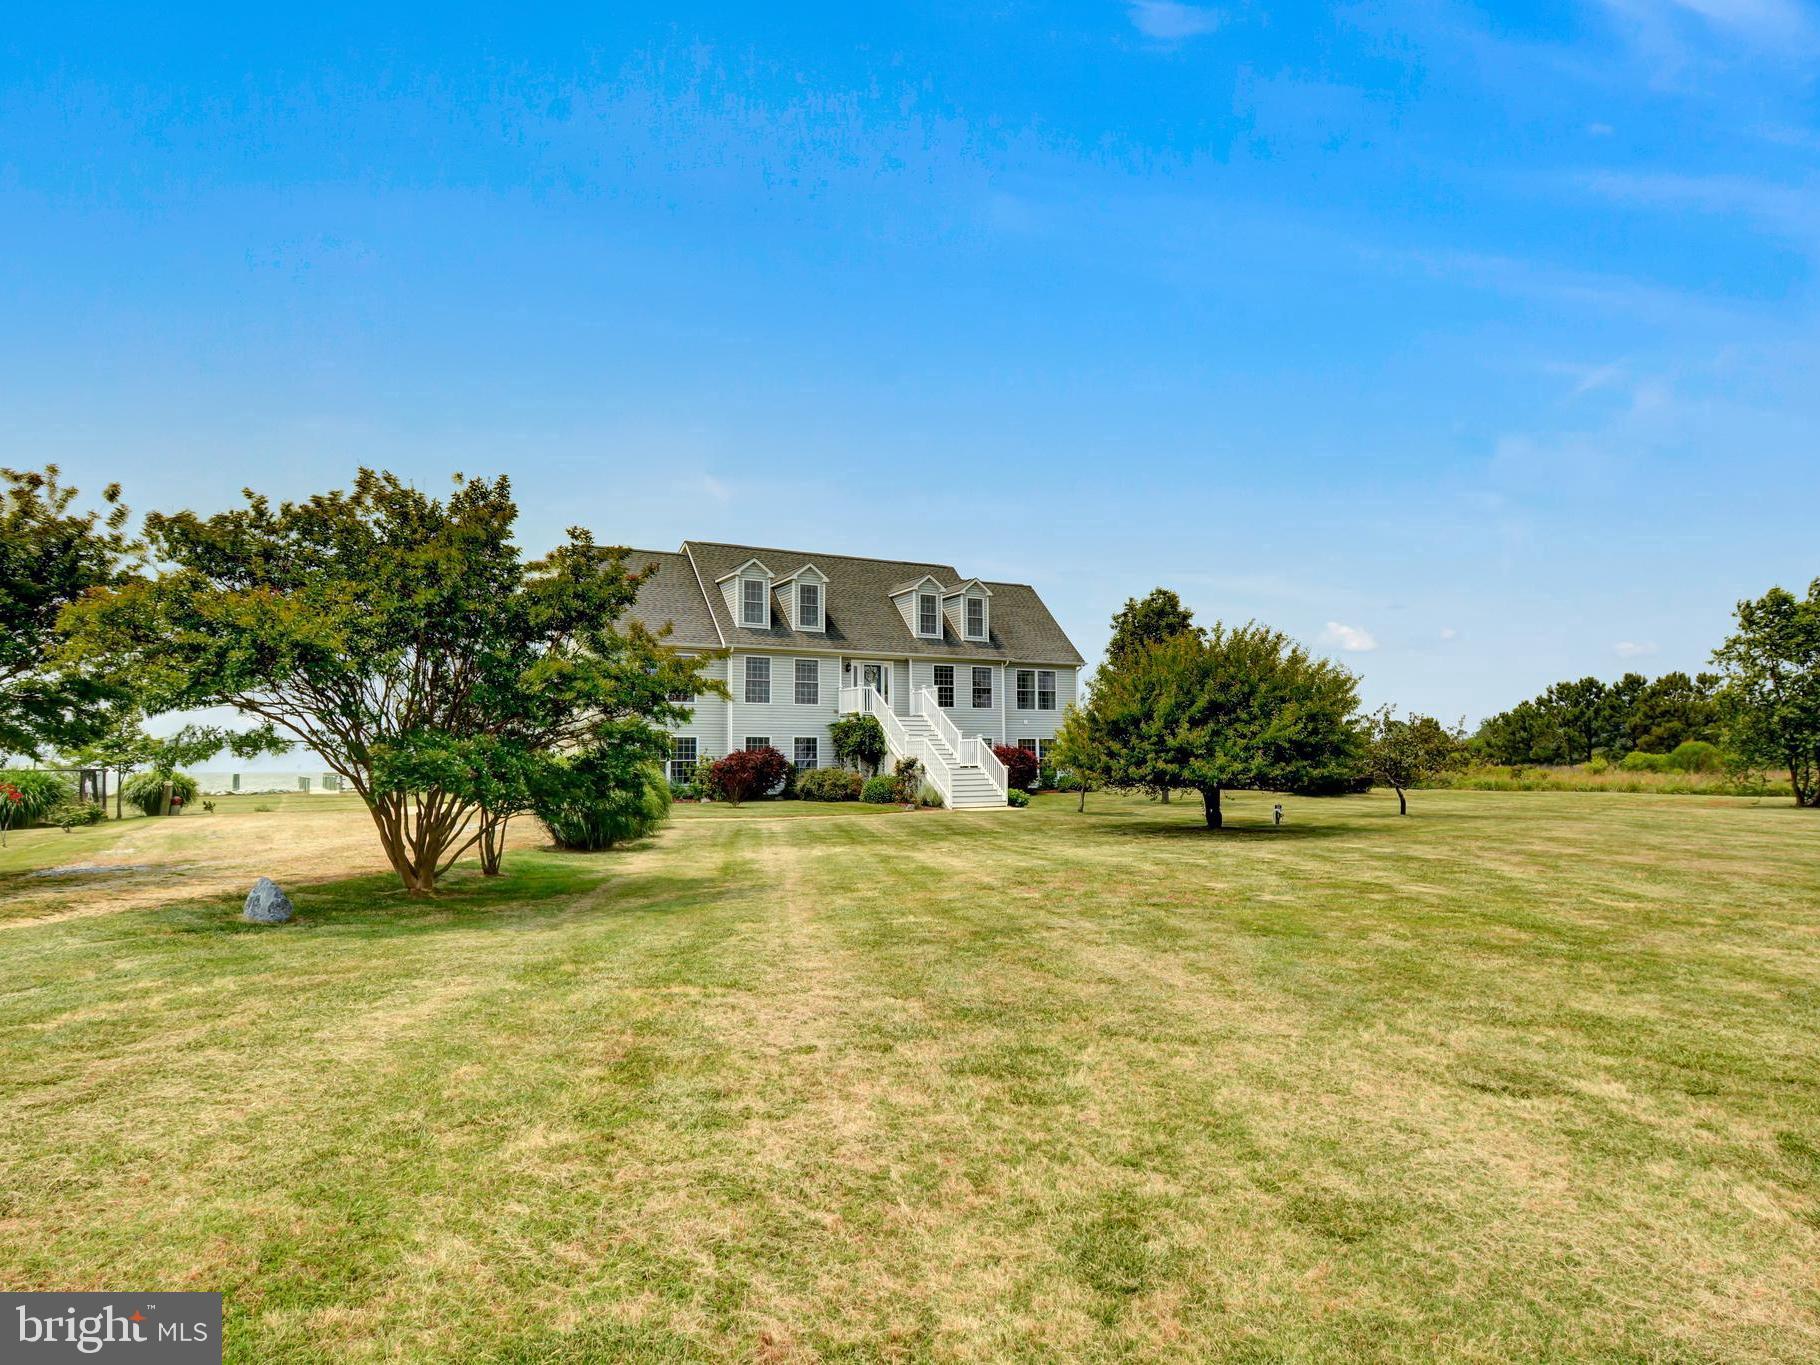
[838,684,1009,809]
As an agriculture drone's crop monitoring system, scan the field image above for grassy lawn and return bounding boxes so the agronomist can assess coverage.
[1,788,1816,1361]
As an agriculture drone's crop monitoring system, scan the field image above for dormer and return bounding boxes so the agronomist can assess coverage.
[715,557,774,630]
[775,563,828,634]
[890,574,947,640]
[945,579,993,642]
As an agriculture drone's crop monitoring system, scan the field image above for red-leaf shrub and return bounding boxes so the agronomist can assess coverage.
[993,744,1039,792]
[708,747,790,805]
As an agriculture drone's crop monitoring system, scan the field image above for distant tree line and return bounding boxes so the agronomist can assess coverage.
[1471,671,1721,766]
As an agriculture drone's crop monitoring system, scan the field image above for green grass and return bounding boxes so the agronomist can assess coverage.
[1,788,1816,1361]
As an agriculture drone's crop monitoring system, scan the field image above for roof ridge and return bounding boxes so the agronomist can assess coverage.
[682,539,960,572]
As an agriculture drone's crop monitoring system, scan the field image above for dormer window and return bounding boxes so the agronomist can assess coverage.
[797,582,821,631]
[741,577,768,627]
[917,592,939,637]
[964,595,986,640]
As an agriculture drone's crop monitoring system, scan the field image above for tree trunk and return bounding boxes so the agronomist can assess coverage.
[1396,785,1408,815]
[1160,788,1170,803]
[1077,784,1087,813]
[1202,785,1222,828]
[479,814,507,877]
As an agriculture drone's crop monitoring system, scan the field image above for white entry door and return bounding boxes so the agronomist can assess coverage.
[860,661,890,703]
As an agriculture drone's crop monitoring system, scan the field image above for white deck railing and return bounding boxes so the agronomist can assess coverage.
[915,687,1009,802]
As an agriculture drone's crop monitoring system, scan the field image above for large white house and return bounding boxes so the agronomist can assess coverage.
[621,541,1086,808]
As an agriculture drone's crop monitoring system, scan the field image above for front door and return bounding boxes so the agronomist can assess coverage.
[860,661,890,703]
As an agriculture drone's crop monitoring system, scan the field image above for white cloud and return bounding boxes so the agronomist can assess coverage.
[1322,621,1379,652]
[1439,627,1458,641]
[1614,640,1660,657]
[1126,2,1224,42]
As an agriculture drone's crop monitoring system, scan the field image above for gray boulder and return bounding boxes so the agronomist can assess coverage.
[242,877,295,924]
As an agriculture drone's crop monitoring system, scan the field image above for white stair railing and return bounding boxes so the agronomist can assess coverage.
[915,687,1008,803]
[841,684,955,805]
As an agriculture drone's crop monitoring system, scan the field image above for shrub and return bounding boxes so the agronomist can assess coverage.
[891,757,923,803]
[830,715,888,776]
[992,744,1040,791]
[121,770,201,816]
[49,800,105,829]
[1005,788,1030,807]
[797,768,863,802]
[0,770,75,824]
[668,779,701,801]
[1619,751,1669,773]
[707,746,790,805]
[861,775,899,804]
[1667,740,1723,773]
[534,756,670,851]
[1036,762,1058,791]
[916,783,944,808]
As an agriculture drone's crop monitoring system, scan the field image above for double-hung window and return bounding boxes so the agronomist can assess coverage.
[971,666,993,709]
[933,664,955,708]
[917,592,939,637]
[797,582,821,630]
[965,596,986,640]
[668,737,698,782]
[794,658,819,705]
[1015,669,1036,710]
[741,578,768,627]
[745,736,771,751]
[744,656,770,704]
[794,737,819,769]
[1037,670,1056,710]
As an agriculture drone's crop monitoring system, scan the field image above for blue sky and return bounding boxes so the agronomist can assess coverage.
[3,1,1817,725]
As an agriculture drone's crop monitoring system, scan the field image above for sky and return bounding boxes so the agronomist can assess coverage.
[3,1,1817,730]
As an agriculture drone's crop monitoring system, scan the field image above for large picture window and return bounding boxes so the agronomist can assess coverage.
[971,666,993,709]
[741,577,767,627]
[744,655,770,703]
[794,658,819,705]
[933,664,955,708]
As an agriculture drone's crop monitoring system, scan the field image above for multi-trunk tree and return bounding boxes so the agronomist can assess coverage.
[62,470,715,893]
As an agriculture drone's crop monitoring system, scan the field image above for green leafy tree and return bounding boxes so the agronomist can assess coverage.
[65,709,282,819]
[1051,701,1108,812]
[830,713,888,777]
[1712,579,1820,808]
[1,466,136,758]
[1081,623,1361,828]
[1106,588,1196,666]
[1364,707,1466,815]
[1626,671,1721,754]
[61,470,715,893]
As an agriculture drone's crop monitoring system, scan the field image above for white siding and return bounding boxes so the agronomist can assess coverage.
[909,659,1005,742]
[668,655,729,760]
[1005,664,1077,747]
[726,653,842,760]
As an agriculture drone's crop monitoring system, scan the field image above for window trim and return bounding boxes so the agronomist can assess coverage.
[971,665,993,709]
[744,735,771,752]
[796,581,822,632]
[793,657,819,706]
[932,664,955,709]
[1037,669,1056,710]
[1015,668,1036,710]
[744,655,771,704]
[964,594,987,641]
[668,736,699,782]
[740,576,769,628]
[917,591,940,638]
[793,736,819,770]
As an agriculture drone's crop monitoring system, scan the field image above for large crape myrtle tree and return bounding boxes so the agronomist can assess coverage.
[62,469,714,893]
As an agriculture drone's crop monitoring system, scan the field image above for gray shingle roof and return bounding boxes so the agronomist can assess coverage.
[620,540,1084,665]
